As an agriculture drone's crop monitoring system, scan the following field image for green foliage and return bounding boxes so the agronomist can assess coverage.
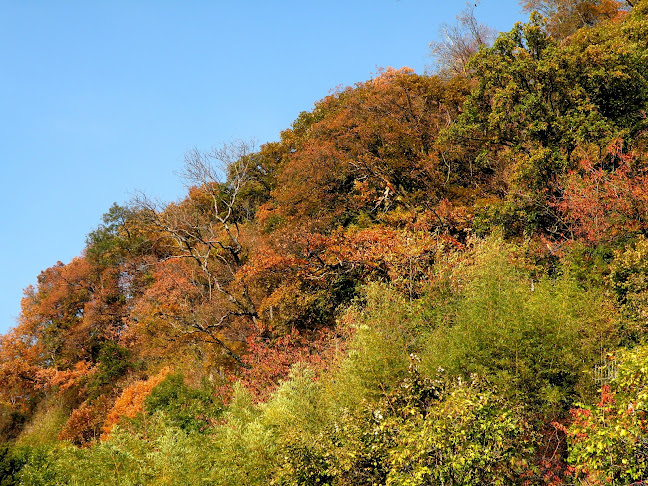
[0,445,29,486]
[94,342,133,387]
[206,383,278,485]
[565,346,648,484]
[570,25,648,137]
[9,444,66,486]
[16,397,70,447]
[261,366,336,485]
[609,236,648,340]
[85,203,144,267]
[144,373,222,433]
[447,6,648,236]
[422,237,616,415]
[385,373,533,486]
[335,283,427,406]
[560,239,617,288]
[14,421,216,485]
[453,14,606,168]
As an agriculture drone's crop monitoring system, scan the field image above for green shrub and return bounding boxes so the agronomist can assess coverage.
[385,372,533,486]
[0,445,29,486]
[94,342,133,387]
[422,237,616,415]
[16,396,69,447]
[144,373,223,433]
[609,235,648,343]
[334,282,428,408]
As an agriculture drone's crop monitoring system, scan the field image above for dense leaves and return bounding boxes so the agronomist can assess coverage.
[3,2,648,484]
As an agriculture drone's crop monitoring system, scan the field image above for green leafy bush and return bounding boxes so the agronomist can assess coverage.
[422,237,616,415]
[385,372,533,486]
[144,373,223,433]
[609,235,648,342]
[565,346,648,485]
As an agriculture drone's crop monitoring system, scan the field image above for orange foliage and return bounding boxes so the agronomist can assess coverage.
[272,68,469,232]
[58,396,112,446]
[0,253,141,421]
[101,366,173,439]
[127,257,250,369]
[36,361,95,392]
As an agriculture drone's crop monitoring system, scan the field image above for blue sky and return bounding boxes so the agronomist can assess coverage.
[0,0,526,335]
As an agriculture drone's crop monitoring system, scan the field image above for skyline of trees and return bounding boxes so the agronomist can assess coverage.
[2,1,648,484]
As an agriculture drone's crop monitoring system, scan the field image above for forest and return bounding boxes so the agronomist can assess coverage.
[1,0,648,484]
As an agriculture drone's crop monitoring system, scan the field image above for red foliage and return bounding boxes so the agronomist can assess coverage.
[220,328,338,402]
[559,140,648,242]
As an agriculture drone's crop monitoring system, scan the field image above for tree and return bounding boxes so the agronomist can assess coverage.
[520,0,629,39]
[558,142,648,243]
[445,5,648,235]
[271,67,471,233]
[131,141,262,367]
[243,70,475,333]
[428,1,497,77]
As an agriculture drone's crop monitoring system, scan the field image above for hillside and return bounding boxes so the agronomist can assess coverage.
[2,1,648,484]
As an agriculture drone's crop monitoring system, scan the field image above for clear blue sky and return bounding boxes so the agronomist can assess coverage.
[0,0,526,335]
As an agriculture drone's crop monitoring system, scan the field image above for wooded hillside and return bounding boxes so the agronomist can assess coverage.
[2,1,648,484]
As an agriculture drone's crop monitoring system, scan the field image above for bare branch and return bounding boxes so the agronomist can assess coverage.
[130,140,262,368]
[428,1,497,77]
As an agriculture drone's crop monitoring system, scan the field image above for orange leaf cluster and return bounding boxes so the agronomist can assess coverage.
[101,366,173,439]
[58,396,112,447]
[36,361,95,391]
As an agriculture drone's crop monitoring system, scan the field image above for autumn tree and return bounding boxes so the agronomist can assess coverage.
[558,142,648,243]
[0,200,163,443]
[270,67,471,233]
[446,5,648,236]
[10,258,96,370]
[520,0,630,39]
[131,141,262,367]
[0,258,101,440]
[240,69,476,335]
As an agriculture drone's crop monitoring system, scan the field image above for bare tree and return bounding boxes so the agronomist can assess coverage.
[132,140,261,367]
[179,140,256,267]
[428,1,497,77]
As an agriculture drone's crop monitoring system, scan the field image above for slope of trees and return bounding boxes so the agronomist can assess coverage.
[2,1,648,484]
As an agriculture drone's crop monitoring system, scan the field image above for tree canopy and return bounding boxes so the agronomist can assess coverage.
[3,2,648,484]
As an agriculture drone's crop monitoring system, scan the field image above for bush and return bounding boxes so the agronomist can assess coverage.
[334,282,428,407]
[422,237,617,415]
[385,372,533,486]
[0,445,29,486]
[144,373,223,433]
[609,235,648,342]
[565,346,648,484]
[16,396,69,447]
